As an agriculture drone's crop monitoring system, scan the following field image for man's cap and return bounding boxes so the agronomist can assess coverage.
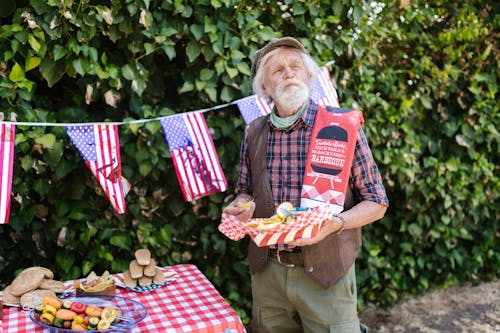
[250,37,309,81]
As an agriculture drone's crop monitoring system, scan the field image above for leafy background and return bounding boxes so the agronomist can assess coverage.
[0,0,498,324]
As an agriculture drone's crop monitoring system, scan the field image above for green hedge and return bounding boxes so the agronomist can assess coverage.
[0,0,498,323]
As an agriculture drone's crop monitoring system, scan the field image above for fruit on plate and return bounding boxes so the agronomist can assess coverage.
[34,295,121,331]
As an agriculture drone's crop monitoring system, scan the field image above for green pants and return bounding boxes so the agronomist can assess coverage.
[251,258,362,333]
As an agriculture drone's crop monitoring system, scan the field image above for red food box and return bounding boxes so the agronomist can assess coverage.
[300,106,363,213]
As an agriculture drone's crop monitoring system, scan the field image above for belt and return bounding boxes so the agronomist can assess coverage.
[268,247,303,267]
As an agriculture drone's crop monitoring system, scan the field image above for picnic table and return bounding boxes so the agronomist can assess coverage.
[1,264,246,333]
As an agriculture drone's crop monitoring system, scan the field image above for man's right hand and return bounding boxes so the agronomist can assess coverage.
[223,196,255,222]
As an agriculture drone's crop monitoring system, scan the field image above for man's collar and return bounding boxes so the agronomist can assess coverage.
[265,99,318,129]
[301,99,318,128]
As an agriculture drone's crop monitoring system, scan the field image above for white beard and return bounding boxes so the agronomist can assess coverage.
[272,79,310,115]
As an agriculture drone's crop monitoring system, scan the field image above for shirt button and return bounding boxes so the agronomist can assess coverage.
[307,266,314,273]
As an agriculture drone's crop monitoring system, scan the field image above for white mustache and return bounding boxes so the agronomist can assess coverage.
[277,78,305,90]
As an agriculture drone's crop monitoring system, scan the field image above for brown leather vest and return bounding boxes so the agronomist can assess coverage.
[246,114,362,289]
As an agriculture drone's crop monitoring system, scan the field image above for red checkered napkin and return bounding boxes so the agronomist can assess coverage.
[219,205,334,247]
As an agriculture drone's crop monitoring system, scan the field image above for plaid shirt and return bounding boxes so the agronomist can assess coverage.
[238,100,389,210]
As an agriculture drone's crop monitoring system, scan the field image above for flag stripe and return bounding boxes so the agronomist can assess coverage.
[68,124,126,214]
[97,124,125,213]
[317,66,339,107]
[256,95,273,114]
[171,149,194,201]
[98,125,115,209]
[187,113,227,194]
[185,116,211,196]
[0,123,15,224]
[161,113,227,202]
[110,125,126,212]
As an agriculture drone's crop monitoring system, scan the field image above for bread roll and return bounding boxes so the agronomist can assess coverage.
[143,258,157,277]
[2,286,21,306]
[39,279,66,293]
[9,269,45,296]
[152,268,166,285]
[135,249,151,266]
[18,266,54,280]
[129,259,143,279]
[138,276,152,287]
[122,270,137,288]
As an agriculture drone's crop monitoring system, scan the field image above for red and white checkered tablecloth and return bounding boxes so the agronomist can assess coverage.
[1,264,246,333]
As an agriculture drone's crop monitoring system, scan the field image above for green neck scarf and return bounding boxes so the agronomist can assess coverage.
[270,102,307,129]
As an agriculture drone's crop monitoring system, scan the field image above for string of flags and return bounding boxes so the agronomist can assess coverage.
[0,65,339,224]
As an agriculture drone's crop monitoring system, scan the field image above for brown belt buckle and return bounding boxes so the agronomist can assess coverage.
[276,249,295,268]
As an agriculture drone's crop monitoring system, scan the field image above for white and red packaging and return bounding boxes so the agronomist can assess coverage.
[300,106,364,213]
[218,205,334,247]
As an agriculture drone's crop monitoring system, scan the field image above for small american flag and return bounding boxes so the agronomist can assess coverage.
[236,95,273,125]
[0,123,15,224]
[310,66,340,107]
[67,124,128,214]
[160,112,227,202]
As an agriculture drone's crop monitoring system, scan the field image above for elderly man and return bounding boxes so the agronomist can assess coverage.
[224,37,389,333]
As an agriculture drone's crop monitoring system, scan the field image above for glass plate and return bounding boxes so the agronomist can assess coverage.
[29,294,147,333]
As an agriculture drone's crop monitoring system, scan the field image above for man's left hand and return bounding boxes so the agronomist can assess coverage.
[291,217,341,246]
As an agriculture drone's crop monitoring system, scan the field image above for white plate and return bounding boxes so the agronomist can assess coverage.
[113,269,178,293]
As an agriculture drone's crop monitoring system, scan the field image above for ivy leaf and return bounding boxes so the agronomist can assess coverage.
[39,58,66,87]
[186,40,201,62]
[144,42,155,55]
[9,62,24,82]
[226,67,238,78]
[72,58,88,76]
[139,160,153,176]
[220,86,234,102]
[25,55,41,71]
[190,24,203,40]
[110,233,132,250]
[0,24,23,39]
[56,251,76,274]
[237,62,251,75]
[121,64,135,80]
[35,133,56,148]
[200,68,214,80]
[257,26,275,40]
[230,49,245,60]
[129,123,140,135]
[162,45,176,60]
[205,86,217,102]
[28,34,41,53]
[180,81,194,93]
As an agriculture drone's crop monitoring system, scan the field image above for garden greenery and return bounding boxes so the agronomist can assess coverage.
[0,0,498,323]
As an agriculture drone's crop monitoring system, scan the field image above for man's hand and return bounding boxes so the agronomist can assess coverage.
[292,216,342,246]
[223,196,255,222]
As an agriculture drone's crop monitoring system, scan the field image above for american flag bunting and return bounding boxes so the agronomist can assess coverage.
[310,66,340,107]
[0,123,15,224]
[160,112,227,202]
[67,124,128,214]
[236,95,273,125]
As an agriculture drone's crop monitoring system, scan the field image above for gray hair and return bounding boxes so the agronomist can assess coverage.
[252,48,320,99]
